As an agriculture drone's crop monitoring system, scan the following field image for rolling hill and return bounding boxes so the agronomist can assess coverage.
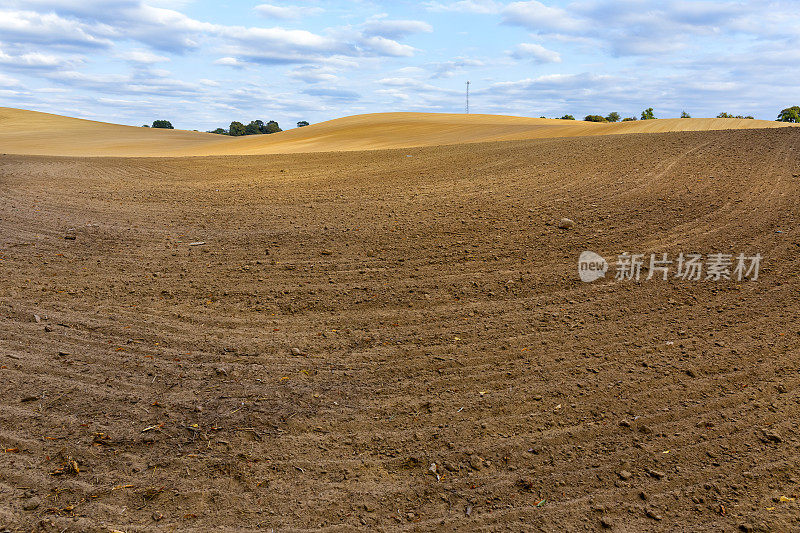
[0,107,795,157]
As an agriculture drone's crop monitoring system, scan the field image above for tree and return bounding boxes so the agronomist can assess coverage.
[142,124,150,127]
[245,120,262,135]
[622,117,637,122]
[605,112,620,123]
[559,114,575,120]
[151,120,173,129]
[640,108,656,120]
[680,111,691,118]
[584,115,608,122]
[777,106,800,122]
[229,121,246,136]
[718,112,755,119]
[263,120,282,134]
[209,128,227,134]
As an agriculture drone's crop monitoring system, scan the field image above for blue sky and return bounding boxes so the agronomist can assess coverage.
[0,0,798,130]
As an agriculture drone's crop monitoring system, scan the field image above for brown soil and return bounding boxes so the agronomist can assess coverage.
[1,128,800,532]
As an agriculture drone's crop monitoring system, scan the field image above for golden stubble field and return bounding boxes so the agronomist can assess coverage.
[1,111,800,532]
[0,106,795,157]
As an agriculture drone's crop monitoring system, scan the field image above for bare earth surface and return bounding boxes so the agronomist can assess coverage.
[1,127,800,532]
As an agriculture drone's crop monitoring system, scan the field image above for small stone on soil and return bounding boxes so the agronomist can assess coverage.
[557,217,575,229]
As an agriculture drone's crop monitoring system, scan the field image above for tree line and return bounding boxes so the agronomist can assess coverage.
[555,107,800,123]
[142,119,311,132]
[142,107,800,132]
[209,120,312,136]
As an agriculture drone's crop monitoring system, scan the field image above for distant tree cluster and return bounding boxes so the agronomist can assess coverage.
[559,114,575,120]
[583,112,621,123]
[717,112,754,119]
[776,106,800,122]
[151,120,174,129]
[233,120,282,136]
[207,119,297,136]
[640,108,656,120]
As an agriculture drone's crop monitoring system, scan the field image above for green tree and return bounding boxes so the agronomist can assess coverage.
[777,106,800,122]
[151,120,173,129]
[229,121,246,136]
[245,120,263,135]
[263,120,282,134]
[605,111,620,123]
[559,114,575,120]
[209,128,226,134]
[719,112,755,119]
[680,111,691,118]
[584,115,608,122]
[622,117,637,122]
[640,108,656,120]
[296,121,310,127]
[142,124,150,127]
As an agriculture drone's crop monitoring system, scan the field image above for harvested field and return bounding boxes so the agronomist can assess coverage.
[0,107,795,157]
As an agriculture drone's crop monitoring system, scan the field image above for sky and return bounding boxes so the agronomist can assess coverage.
[0,0,798,130]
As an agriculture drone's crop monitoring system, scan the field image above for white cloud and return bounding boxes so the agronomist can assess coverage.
[221,26,340,51]
[117,49,170,63]
[486,73,614,94]
[424,0,500,14]
[0,73,20,86]
[3,0,800,127]
[288,65,338,83]
[97,96,152,106]
[502,1,584,33]
[254,3,324,19]
[0,2,430,72]
[362,19,433,39]
[213,56,247,68]
[0,48,66,68]
[303,86,360,101]
[217,26,360,64]
[510,42,561,63]
[429,57,485,78]
[0,9,113,48]
[359,36,416,57]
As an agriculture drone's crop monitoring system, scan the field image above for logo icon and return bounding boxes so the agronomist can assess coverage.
[578,251,608,282]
